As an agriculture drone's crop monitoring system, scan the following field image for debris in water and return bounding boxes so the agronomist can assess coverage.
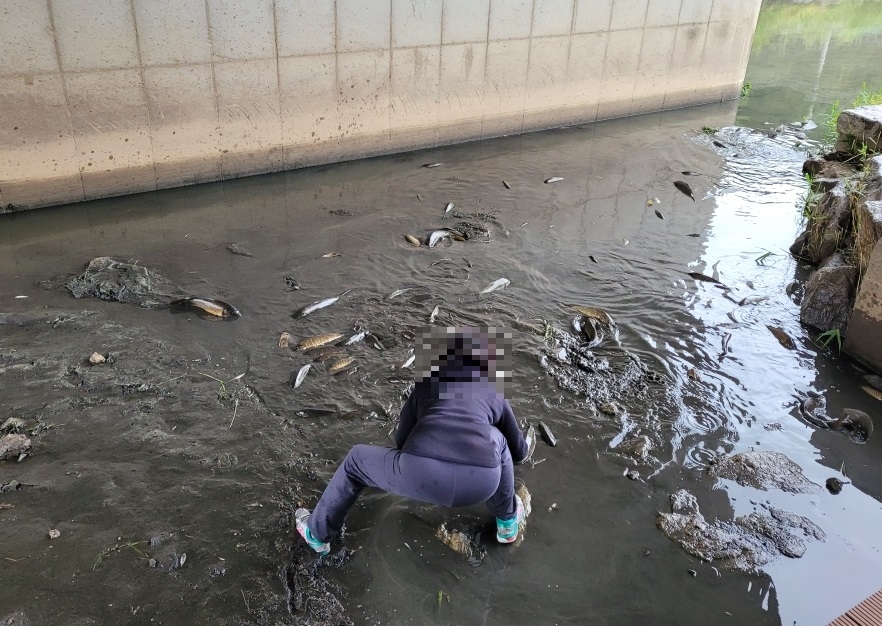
[537,421,557,447]
[681,171,700,176]
[687,368,701,382]
[89,352,106,364]
[686,233,701,237]
[503,180,512,189]
[624,468,640,480]
[688,569,697,578]
[284,276,300,291]
[589,255,598,263]
[170,297,241,318]
[767,326,794,350]
[655,209,665,220]
[720,333,732,357]
[278,332,291,348]
[599,401,623,416]
[435,523,484,562]
[444,202,454,214]
[622,238,629,245]
[544,177,564,184]
[647,197,661,206]
[226,243,254,257]
[48,529,61,539]
[686,272,722,285]
[328,357,355,375]
[299,333,344,351]
[568,305,614,327]
[292,364,311,388]
[674,181,695,201]
[0,434,31,461]
[292,290,350,319]
[825,477,845,494]
[831,408,873,442]
[739,295,769,306]
[321,252,341,258]
[713,140,727,148]
[480,278,510,294]
[405,235,421,246]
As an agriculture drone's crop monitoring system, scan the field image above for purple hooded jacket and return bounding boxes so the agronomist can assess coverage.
[394,355,528,468]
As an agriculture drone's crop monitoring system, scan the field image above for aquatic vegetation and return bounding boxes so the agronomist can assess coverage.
[817,328,842,351]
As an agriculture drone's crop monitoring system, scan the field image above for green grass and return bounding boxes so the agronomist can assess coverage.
[752,1,882,52]
[817,329,843,351]
[740,82,752,99]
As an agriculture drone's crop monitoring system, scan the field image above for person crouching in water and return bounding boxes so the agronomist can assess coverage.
[295,326,531,555]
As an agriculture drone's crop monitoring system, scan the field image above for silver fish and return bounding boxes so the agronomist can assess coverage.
[343,330,367,345]
[545,177,564,184]
[424,163,442,168]
[429,305,440,323]
[739,295,769,306]
[480,278,510,294]
[402,354,415,368]
[445,202,454,214]
[389,288,411,299]
[292,289,351,319]
[503,180,512,189]
[292,364,311,388]
[170,297,241,318]
[428,230,452,248]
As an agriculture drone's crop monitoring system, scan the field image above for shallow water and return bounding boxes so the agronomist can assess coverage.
[3,3,882,625]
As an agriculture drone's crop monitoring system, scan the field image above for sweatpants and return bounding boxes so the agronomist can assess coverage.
[308,428,516,542]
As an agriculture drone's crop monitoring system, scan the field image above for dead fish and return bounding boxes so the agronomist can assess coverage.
[545,177,564,184]
[292,364,311,388]
[480,278,510,295]
[861,386,882,403]
[503,180,512,189]
[712,140,726,148]
[569,305,614,327]
[686,272,723,285]
[524,424,537,461]
[401,354,415,368]
[299,333,344,351]
[429,305,440,323]
[278,332,291,348]
[537,421,557,447]
[575,315,603,348]
[389,288,411,298]
[768,326,794,349]
[417,194,423,202]
[686,233,701,237]
[343,330,367,346]
[681,171,701,176]
[589,255,598,264]
[328,357,355,375]
[226,243,254,257]
[445,202,454,214]
[721,332,732,355]
[655,209,665,220]
[292,289,351,319]
[423,163,442,168]
[428,230,452,248]
[832,408,874,441]
[739,295,769,306]
[321,252,341,258]
[405,234,421,246]
[169,297,241,318]
[674,181,695,201]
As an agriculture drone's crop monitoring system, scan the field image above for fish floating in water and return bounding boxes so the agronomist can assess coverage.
[573,315,603,348]
[861,385,882,403]
[538,421,557,447]
[832,408,874,441]
[524,424,537,461]
[279,332,291,348]
[299,333,344,351]
[589,255,598,264]
[423,163,442,168]
[405,234,421,246]
[544,177,565,184]
[429,305,440,323]
[686,272,723,285]
[768,326,794,349]
[712,140,727,149]
[568,305,614,327]
[503,180,512,189]
[292,364,311,388]
[681,171,701,176]
[226,243,254,257]
[389,288,411,299]
[686,233,701,238]
[673,181,695,201]
[480,278,510,294]
[169,297,241,318]
[428,230,452,248]
[321,252,341,258]
[401,354,415,368]
[655,209,665,220]
[310,347,345,363]
[445,202,454,214]
[328,357,355,375]
[292,289,350,319]
[343,330,367,346]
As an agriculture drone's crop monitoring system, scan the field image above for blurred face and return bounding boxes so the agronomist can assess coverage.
[413,325,511,393]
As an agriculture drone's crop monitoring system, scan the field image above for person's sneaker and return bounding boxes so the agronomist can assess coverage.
[496,495,525,544]
[295,508,330,555]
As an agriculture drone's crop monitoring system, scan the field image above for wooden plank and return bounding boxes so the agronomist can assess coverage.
[829,589,882,626]
[847,604,882,626]
[828,615,860,626]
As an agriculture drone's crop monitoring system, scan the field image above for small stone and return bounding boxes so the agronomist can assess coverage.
[48,529,60,539]
[0,434,31,461]
[0,418,25,433]
[625,469,640,481]
[88,352,106,364]
[148,558,158,568]
[599,401,623,416]
[689,569,697,577]
[826,477,844,495]
[687,368,701,382]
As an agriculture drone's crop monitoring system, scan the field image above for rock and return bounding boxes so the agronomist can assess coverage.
[865,155,882,201]
[599,401,623,416]
[802,156,859,181]
[0,434,31,461]
[800,253,858,332]
[657,489,826,575]
[844,241,882,372]
[805,183,851,264]
[835,105,882,154]
[865,374,882,392]
[709,450,820,494]
[0,480,20,493]
[855,200,882,274]
[826,477,845,494]
[789,229,810,259]
[624,469,640,480]
[88,352,106,364]
[48,529,61,539]
[0,418,25,434]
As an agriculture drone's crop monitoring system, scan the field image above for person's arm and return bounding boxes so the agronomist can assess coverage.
[496,398,529,464]
[394,391,419,449]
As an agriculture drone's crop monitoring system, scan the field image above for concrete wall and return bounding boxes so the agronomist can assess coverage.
[0,0,761,211]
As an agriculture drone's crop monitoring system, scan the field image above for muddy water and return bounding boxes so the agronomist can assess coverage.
[4,12,882,626]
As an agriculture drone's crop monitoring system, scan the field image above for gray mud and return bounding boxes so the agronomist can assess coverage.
[65,257,187,309]
[709,451,821,494]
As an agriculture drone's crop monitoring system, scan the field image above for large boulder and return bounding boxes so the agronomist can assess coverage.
[835,105,882,154]
[855,200,882,274]
[865,154,882,202]
[800,253,858,331]
[802,155,859,181]
[844,241,882,373]
[805,183,852,264]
